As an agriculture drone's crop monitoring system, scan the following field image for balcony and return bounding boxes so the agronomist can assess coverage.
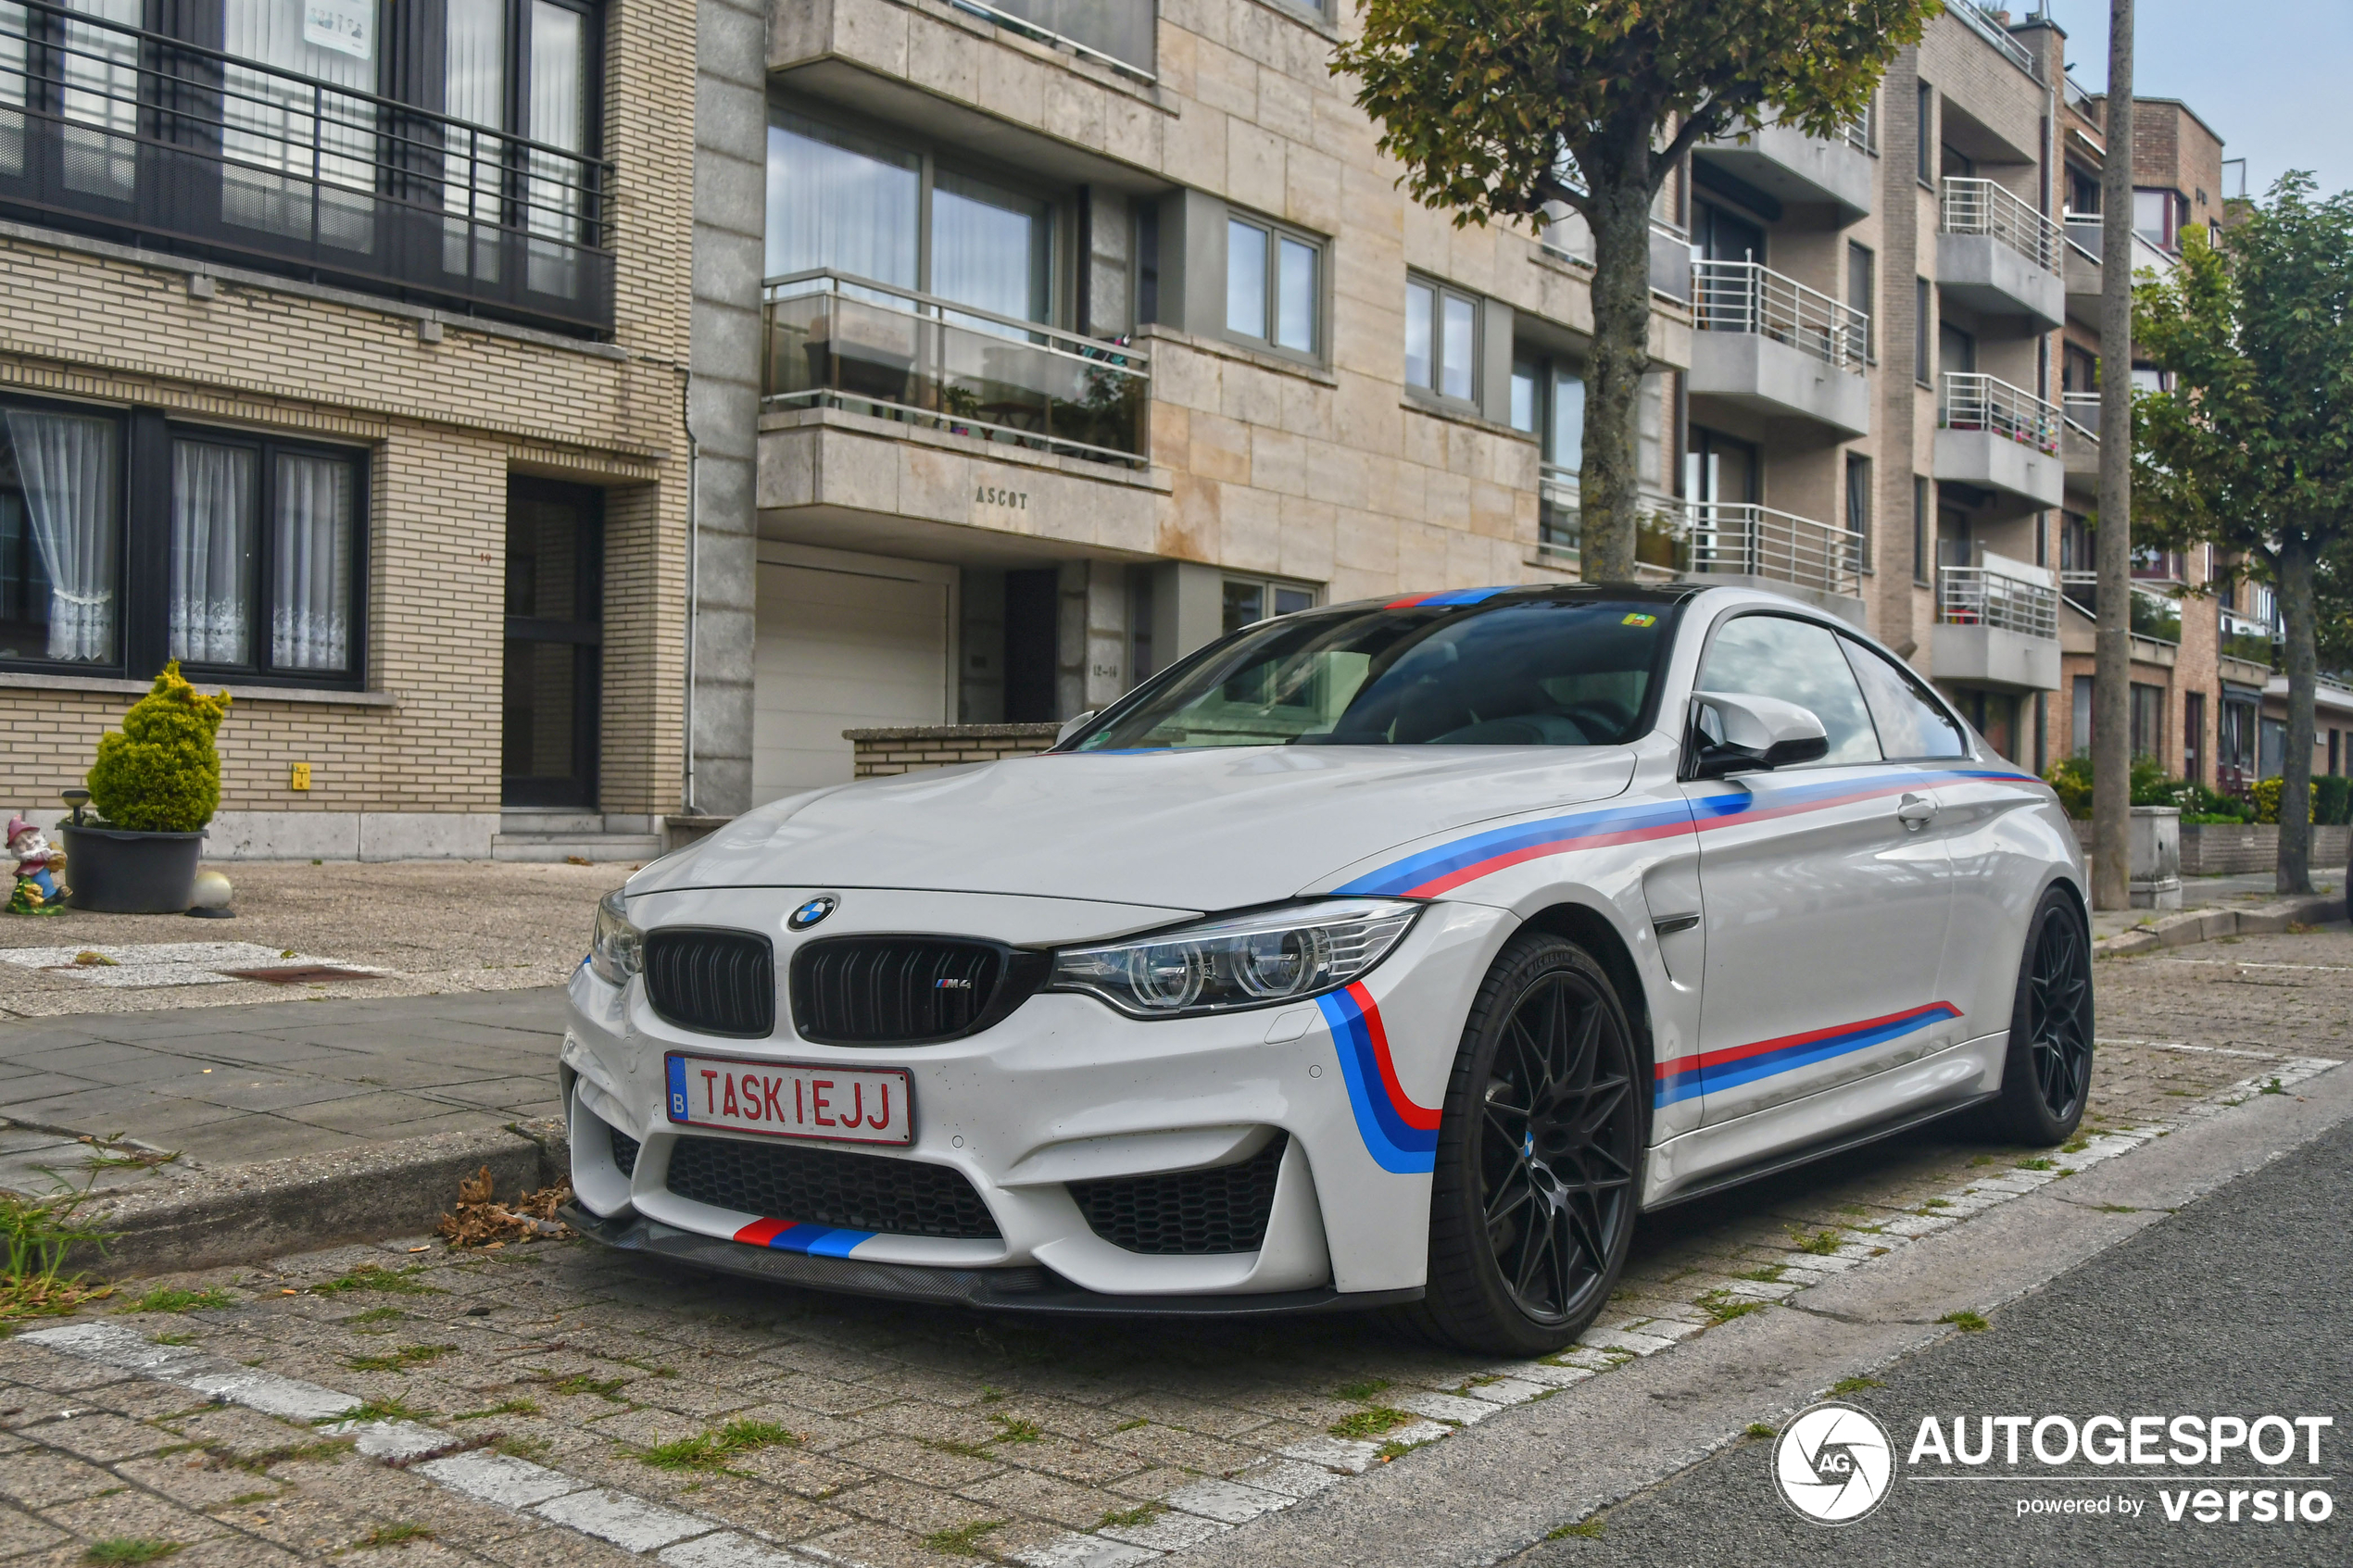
[1534,467,1686,577]
[1695,119,1874,222]
[0,0,614,332]
[945,1,1155,81]
[2061,216,2176,324]
[2059,572,2183,664]
[1932,561,2061,691]
[2061,392,2100,497]
[1681,502,1866,616]
[1687,261,1871,436]
[2220,608,2280,673]
[1935,374,2064,508]
[1540,214,1694,304]
[1938,180,2063,328]
[1949,0,2042,78]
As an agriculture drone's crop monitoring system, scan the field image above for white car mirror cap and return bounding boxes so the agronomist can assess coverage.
[1055,709,1100,746]
[1689,691,1831,777]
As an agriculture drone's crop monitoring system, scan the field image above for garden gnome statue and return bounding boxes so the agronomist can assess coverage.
[7,815,69,914]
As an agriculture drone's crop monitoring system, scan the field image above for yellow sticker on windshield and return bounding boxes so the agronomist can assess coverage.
[1622,612,1656,627]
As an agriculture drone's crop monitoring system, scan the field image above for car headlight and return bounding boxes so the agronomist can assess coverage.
[1049,900,1421,1019]
[588,888,644,986]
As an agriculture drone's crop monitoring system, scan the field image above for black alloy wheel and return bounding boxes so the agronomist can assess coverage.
[1982,888,2095,1146]
[1411,935,1645,1355]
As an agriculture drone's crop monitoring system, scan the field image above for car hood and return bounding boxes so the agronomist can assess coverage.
[632,746,1637,913]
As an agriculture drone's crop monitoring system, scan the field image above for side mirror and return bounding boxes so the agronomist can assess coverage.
[1687,691,1831,779]
[1054,709,1100,746]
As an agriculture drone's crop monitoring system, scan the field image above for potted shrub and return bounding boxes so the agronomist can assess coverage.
[65,662,232,913]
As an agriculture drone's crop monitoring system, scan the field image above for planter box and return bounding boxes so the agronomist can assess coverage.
[61,824,206,913]
[2076,820,2353,878]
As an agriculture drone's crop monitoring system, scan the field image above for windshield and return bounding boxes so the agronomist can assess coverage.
[1072,596,1679,751]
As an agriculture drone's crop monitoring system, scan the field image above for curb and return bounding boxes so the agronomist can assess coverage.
[68,1117,570,1279]
[2095,892,2346,956]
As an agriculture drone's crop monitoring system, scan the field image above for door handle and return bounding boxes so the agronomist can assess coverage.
[1895,793,1938,829]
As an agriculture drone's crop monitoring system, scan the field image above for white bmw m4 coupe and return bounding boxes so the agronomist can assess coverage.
[561,584,2093,1354]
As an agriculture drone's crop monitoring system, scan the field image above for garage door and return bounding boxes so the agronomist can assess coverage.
[752,547,955,804]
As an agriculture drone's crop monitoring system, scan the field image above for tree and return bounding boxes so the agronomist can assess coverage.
[2135,176,2353,894]
[1332,0,1940,582]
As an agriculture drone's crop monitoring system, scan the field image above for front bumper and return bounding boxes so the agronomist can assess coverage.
[561,885,1515,1305]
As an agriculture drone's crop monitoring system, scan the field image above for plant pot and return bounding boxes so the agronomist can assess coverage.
[61,824,206,914]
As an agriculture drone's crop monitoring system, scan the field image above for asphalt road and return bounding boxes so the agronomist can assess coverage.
[1511,1117,2353,1568]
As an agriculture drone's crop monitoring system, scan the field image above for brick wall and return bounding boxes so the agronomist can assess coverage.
[847,724,1063,778]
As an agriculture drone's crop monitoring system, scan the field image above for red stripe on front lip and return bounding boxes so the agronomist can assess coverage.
[1653,1002,1959,1079]
[733,1217,791,1247]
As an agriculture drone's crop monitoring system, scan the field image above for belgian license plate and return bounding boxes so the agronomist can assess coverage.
[663,1053,912,1146]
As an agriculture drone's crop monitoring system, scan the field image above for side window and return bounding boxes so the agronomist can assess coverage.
[1842,639,1969,759]
[1695,614,1881,765]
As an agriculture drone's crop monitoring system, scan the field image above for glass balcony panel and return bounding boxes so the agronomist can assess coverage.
[950,0,1155,80]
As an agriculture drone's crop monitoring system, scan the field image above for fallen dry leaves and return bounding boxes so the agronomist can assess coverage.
[434,1165,573,1248]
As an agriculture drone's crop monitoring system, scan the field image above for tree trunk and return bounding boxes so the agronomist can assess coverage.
[2276,533,2319,894]
[1581,174,1655,584]
[2092,0,2134,911]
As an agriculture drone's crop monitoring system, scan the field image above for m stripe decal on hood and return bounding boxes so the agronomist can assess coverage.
[1333,769,2036,898]
[1652,1001,1963,1108]
[1317,983,1440,1173]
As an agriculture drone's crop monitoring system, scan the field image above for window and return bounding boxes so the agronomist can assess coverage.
[1916,82,1935,185]
[2067,167,2100,216]
[1913,477,1931,585]
[1404,276,1478,402]
[1695,614,1881,766]
[1509,358,1540,434]
[1221,576,1317,634]
[2063,345,2098,395]
[2188,692,2208,784]
[0,394,364,683]
[1845,640,1968,759]
[1845,455,1873,572]
[1226,215,1319,355]
[1940,143,1975,181]
[1914,278,1932,387]
[2130,681,2165,760]
[1848,242,1875,358]
[2133,188,2183,251]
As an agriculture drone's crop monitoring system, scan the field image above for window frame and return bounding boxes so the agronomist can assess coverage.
[1912,475,1931,586]
[0,391,369,690]
[1221,208,1326,362]
[1219,573,1321,635]
[1403,273,1483,407]
[1847,241,1876,361]
[1916,82,1936,187]
[1914,277,1933,389]
[1845,453,1873,574]
[1685,608,1887,775]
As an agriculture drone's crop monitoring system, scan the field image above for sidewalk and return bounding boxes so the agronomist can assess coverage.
[2089,866,2344,946]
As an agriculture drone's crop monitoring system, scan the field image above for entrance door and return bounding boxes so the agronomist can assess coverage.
[502,480,602,808]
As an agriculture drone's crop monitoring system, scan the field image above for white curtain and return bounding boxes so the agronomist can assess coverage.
[931,171,1047,323]
[220,0,379,249]
[61,0,140,199]
[2,0,28,178]
[524,0,586,295]
[4,408,119,663]
[764,112,919,286]
[441,0,505,279]
[169,441,256,665]
[271,453,353,671]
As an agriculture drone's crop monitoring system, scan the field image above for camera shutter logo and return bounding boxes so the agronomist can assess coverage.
[1773,1402,1895,1524]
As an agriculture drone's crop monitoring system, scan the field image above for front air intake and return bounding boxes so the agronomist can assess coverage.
[643,928,774,1038]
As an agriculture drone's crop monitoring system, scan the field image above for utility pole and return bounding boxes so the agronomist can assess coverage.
[2093,0,2135,911]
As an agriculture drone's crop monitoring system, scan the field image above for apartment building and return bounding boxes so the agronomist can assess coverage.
[0,0,695,858]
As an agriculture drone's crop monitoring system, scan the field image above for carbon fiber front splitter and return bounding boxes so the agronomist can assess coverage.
[560,1203,1420,1319]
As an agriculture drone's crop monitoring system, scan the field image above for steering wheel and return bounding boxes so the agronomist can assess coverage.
[1562,699,1638,743]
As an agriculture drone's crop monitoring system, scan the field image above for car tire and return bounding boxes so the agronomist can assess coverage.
[1979,886,2095,1147]
[1404,932,1646,1358]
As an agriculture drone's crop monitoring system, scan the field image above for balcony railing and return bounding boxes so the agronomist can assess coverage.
[761,270,1150,468]
[947,1,1155,82]
[0,0,614,332]
[1948,0,2040,79]
[1692,259,1869,373]
[2064,72,2099,123]
[1942,373,2062,457]
[1685,502,1865,599]
[1939,566,2058,640]
[1941,178,2061,271]
[2062,572,2184,644]
[2221,608,2281,668]
[2062,391,2102,437]
[1534,467,1685,569]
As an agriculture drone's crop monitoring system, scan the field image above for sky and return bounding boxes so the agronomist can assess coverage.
[2032,1,2353,198]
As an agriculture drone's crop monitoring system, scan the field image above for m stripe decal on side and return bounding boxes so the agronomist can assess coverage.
[1651,1002,1962,1108]
[732,1217,875,1258]
[1317,983,1440,1173]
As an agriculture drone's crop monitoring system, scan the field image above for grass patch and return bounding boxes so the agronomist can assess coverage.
[1968,1154,1996,1168]
[2061,1137,2091,1153]
[1111,1418,1148,1434]
[310,1265,443,1298]
[341,1307,407,1327]
[2095,1204,2140,1214]
[1697,1290,1765,1324]
[1737,1264,1786,1284]
[1743,1423,1777,1439]
[452,1398,539,1421]
[1333,1377,1392,1402]
[2,1185,117,1325]
[492,1435,552,1461]
[642,1419,799,1472]
[346,1344,455,1373]
[119,1286,233,1315]
[325,1397,432,1424]
[1098,1501,1165,1530]
[987,1414,1042,1444]
[1829,1376,1883,1396]
[1328,1407,1416,1440]
[218,1436,355,1474]
[1546,1517,1604,1539]
[2261,1078,2287,1095]
[533,1372,628,1400]
[919,1520,1004,1557]
[354,1523,434,1549]
[2015,1158,2056,1172]
[83,1542,182,1565]
[1789,1228,1842,1256]
[1373,1438,1416,1461]
[1837,1203,1870,1217]
[978,1386,1005,1403]
[1920,1198,1952,1210]
[220,1492,273,1510]
[1939,1310,1990,1333]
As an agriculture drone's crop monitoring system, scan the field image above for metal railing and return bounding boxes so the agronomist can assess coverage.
[1939,566,2058,639]
[1533,468,1685,569]
[2063,72,2098,122]
[1684,502,1865,599]
[2062,572,2183,643]
[1947,0,2040,79]
[2063,212,2103,264]
[0,0,614,330]
[1941,178,2061,271]
[1942,373,2062,457]
[1692,259,1869,372]
[1845,107,1876,156]
[761,270,1150,468]
[2221,609,2280,668]
[946,0,1156,82]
